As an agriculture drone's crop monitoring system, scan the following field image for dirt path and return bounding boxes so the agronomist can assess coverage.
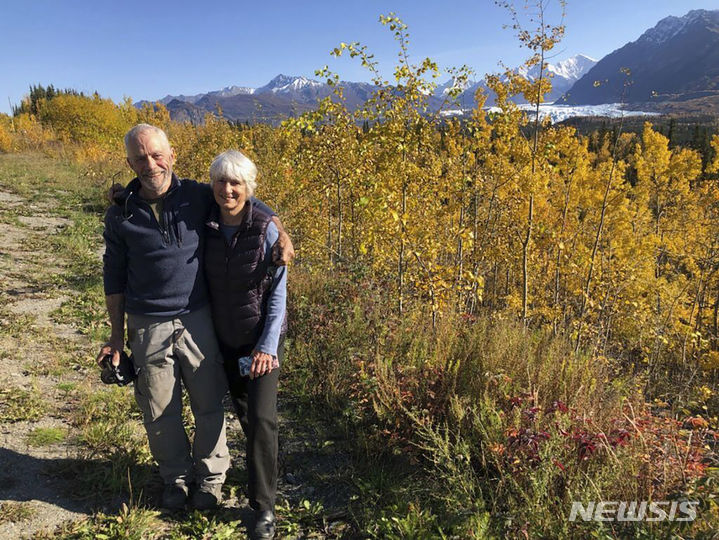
[0,172,355,538]
[0,188,91,539]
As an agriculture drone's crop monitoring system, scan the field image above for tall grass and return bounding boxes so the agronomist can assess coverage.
[287,266,718,537]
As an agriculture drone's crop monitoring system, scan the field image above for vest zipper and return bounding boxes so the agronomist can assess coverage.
[225,231,237,287]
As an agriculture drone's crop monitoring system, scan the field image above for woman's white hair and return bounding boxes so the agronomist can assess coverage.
[209,150,257,197]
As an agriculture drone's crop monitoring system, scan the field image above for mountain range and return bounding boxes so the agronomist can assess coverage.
[136,9,719,123]
[561,9,719,107]
[140,54,597,124]
[138,75,377,124]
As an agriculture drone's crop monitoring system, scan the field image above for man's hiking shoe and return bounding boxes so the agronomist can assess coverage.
[252,510,276,539]
[161,482,189,510]
[191,482,222,510]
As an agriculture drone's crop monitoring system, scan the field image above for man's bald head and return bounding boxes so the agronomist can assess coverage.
[124,124,171,155]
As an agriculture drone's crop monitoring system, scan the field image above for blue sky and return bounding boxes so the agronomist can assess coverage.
[2,0,717,114]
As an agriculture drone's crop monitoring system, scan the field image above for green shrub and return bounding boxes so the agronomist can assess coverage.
[286,266,716,537]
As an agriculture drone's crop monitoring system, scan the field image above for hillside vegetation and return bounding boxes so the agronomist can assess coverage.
[1,13,718,538]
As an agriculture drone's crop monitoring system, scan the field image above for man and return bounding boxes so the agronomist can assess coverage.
[97,124,293,512]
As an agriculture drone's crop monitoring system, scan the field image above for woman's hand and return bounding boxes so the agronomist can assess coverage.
[250,350,277,379]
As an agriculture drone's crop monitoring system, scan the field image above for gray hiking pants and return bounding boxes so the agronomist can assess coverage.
[127,306,230,486]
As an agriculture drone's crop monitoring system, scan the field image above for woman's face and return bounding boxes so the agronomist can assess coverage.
[213,176,248,216]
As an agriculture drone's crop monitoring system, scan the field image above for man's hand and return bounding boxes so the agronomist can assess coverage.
[272,231,294,266]
[96,338,123,367]
[249,350,278,380]
[108,182,124,205]
[271,221,295,266]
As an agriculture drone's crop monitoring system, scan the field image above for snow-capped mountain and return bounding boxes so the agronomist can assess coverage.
[251,74,329,104]
[435,77,475,97]
[210,85,256,98]
[255,75,323,95]
[545,54,597,81]
[437,54,596,106]
[517,54,597,102]
[562,9,719,105]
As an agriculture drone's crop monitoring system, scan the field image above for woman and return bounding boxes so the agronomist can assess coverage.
[204,150,286,540]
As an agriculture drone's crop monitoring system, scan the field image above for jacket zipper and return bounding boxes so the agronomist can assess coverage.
[136,200,167,239]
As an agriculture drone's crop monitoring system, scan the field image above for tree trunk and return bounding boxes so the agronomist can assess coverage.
[521,194,533,325]
[336,171,343,260]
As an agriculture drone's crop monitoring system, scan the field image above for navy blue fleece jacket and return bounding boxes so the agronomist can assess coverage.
[103,174,274,317]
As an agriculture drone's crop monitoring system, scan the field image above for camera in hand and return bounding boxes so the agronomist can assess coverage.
[100,351,136,386]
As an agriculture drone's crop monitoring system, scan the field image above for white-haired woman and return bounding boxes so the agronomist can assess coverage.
[204,150,286,539]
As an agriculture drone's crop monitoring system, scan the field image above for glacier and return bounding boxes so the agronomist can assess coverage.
[440,103,659,122]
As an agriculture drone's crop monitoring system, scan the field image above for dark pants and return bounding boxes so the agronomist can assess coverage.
[220,338,283,512]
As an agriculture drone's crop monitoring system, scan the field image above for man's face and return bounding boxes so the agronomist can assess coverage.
[126,131,176,198]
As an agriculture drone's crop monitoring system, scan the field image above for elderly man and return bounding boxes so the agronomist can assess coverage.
[97,123,293,511]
